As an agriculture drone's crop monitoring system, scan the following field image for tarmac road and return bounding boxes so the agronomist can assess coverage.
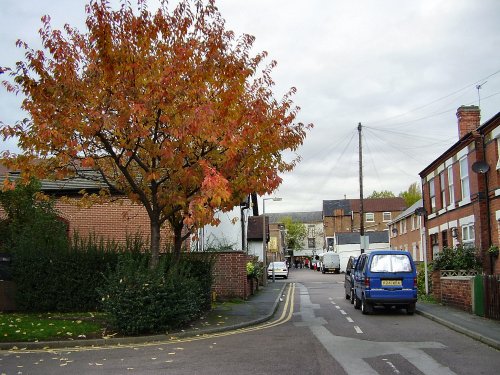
[1,267,499,374]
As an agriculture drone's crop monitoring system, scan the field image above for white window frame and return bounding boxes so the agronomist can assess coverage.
[429,178,436,213]
[497,138,500,170]
[382,212,391,222]
[440,172,446,209]
[365,212,374,222]
[460,156,470,202]
[448,165,455,206]
[462,223,475,246]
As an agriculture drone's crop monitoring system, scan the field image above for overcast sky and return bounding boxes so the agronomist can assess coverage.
[1,0,499,214]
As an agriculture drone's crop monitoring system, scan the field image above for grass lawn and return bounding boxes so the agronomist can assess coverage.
[0,312,109,343]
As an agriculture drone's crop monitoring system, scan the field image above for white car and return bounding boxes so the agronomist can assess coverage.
[267,261,289,279]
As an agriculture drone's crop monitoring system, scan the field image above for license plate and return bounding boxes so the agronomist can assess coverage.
[382,279,402,286]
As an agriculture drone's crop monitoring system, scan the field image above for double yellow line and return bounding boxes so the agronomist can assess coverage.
[11,283,296,354]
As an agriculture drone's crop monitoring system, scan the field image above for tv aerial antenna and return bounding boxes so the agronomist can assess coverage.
[476,81,487,108]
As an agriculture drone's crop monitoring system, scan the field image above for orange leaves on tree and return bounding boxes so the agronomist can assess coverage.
[0,0,312,261]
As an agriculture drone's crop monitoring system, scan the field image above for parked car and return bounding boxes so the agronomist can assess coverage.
[344,256,358,304]
[320,252,341,274]
[352,250,417,315]
[267,261,289,279]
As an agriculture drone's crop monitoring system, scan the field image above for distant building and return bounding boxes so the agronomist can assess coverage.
[323,198,407,249]
[267,211,324,259]
[387,200,425,262]
[333,231,390,271]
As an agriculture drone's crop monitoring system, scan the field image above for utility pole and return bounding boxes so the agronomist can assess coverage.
[358,122,365,254]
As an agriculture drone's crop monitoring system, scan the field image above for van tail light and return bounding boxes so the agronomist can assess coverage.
[364,277,370,289]
[413,277,417,288]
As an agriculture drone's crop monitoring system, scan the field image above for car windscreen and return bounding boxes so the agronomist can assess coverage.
[369,254,412,273]
[271,262,286,268]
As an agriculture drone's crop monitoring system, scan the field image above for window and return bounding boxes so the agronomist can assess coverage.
[447,165,454,205]
[307,225,315,238]
[440,172,446,209]
[308,238,316,248]
[429,178,436,213]
[411,215,416,231]
[370,254,412,272]
[365,213,374,222]
[383,212,391,222]
[399,219,406,234]
[497,138,500,170]
[431,233,439,259]
[460,157,470,201]
[442,230,448,248]
[462,224,475,245]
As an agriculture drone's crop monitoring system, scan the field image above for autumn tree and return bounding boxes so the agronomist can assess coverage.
[367,190,395,199]
[0,0,311,267]
[399,182,422,207]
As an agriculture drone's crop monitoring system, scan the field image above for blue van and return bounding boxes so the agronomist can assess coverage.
[352,250,417,315]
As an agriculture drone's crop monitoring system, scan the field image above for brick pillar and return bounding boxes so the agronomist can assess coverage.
[432,271,442,302]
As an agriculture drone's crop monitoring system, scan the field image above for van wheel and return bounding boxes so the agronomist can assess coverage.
[350,289,355,304]
[407,303,416,315]
[361,297,373,315]
[354,293,361,309]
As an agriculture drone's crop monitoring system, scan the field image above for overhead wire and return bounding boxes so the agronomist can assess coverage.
[365,69,500,127]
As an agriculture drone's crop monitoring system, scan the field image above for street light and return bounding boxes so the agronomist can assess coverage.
[415,206,429,295]
[262,197,282,285]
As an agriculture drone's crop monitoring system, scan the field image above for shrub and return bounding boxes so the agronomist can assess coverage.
[11,233,125,312]
[98,253,214,335]
[432,246,482,271]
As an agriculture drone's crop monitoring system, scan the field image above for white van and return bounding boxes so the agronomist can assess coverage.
[319,252,340,274]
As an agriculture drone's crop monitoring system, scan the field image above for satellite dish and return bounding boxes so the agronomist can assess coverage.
[472,161,490,174]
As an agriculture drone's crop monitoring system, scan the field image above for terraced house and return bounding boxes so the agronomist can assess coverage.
[419,106,500,274]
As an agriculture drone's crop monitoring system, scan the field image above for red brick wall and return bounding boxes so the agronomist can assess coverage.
[440,277,473,312]
[55,197,174,248]
[432,271,442,302]
[212,251,255,301]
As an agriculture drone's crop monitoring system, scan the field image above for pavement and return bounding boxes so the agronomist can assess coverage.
[1,281,499,351]
[416,301,500,350]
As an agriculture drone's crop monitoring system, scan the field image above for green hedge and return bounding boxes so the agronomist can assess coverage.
[11,234,125,312]
[432,246,482,271]
[98,253,215,335]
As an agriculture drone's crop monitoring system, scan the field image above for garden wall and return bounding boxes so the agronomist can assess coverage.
[440,277,474,313]
[211,251,255,301]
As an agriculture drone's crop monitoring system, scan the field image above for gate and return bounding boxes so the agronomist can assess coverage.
[484,274,500,320]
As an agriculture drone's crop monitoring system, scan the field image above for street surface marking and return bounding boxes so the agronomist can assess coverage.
[340,310,347,315]
[8,284,296,354]
[346,317,354,323]
[335,305,340,309]
[296,283,455,375]
[383,358,401,374]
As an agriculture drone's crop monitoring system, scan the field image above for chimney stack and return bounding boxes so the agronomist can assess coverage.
[456,105,480,138]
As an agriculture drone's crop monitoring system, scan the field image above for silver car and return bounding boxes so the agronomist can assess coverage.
[267,261,289,279]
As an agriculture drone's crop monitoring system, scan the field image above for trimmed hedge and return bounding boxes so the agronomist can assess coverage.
[12,234,124,312]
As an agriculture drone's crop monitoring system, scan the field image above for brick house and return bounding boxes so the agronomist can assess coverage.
[0,170,174,248]
[387,199,425,262]
[267,211,324,259]
[419,106,500,274]
[323,198,407,248]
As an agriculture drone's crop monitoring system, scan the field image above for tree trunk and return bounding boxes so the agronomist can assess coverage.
[173,223,183,258]
[150,218,161,269]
